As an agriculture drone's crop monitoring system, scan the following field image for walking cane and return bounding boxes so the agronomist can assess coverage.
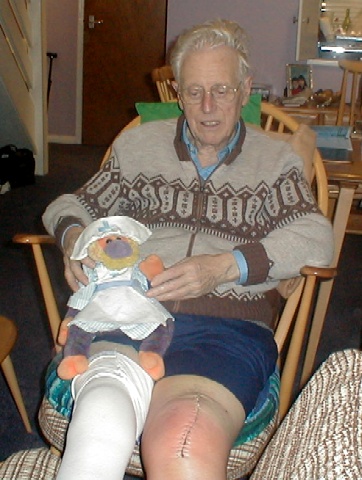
[47,52,58,108]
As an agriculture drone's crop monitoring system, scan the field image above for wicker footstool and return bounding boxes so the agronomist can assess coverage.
[251,349,362,479]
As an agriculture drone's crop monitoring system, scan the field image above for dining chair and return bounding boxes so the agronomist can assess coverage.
[9,102,335,480]
[0,315,32,433]
[336,59,362,127]
[151,65,177,103]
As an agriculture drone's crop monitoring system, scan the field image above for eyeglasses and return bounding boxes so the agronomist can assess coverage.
[179,82,242,105]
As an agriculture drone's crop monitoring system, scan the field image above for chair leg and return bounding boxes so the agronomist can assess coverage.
[1,355,32,433]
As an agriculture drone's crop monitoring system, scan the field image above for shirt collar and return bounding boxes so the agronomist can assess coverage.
[173,114,246,166]
[182,120,241,163]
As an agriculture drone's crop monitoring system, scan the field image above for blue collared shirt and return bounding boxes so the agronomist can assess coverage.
[182,120,248,285]
[182,120,241,180]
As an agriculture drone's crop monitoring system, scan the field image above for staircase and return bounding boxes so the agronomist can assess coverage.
[0,0,48,174]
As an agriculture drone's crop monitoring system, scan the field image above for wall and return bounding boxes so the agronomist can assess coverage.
[310,62,343,93]
[167,1,349,95]
[46,0,78,142]
[166,0,299,97]
[46,0,343,141]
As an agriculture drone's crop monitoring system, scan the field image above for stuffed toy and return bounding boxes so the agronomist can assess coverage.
[57,216,174,381]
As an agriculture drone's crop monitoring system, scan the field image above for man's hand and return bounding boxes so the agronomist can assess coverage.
[63,226,95,291]
[146,253,240,301]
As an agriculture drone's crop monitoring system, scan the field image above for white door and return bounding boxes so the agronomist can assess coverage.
[296,0,320,61]
[0,0,47,174]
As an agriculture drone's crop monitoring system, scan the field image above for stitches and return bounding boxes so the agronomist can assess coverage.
[177,395,201,458]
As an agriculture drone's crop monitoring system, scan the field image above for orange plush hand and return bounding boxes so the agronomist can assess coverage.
[139,254,164,281]
[58,317,72,346]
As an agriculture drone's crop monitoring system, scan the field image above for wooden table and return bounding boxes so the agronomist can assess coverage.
[277,100,339,125]
[324,137,362,237]
[301,138,362,385]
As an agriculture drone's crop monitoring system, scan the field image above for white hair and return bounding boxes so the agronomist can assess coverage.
[170,19,250,84]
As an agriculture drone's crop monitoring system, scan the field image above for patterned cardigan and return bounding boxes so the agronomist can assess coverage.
[43,116,333,328]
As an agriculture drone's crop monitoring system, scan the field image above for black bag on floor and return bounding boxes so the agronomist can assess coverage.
[0,144,35,188]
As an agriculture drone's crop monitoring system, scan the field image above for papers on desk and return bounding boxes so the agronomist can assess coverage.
[281,96,308,107]
[310,125,353,162]
[310,125,353,150]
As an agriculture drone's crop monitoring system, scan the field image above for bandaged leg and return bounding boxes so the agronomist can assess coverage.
[56,351,154,480]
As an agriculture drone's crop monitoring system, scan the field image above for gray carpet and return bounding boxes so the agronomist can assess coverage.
[0,143,361,473]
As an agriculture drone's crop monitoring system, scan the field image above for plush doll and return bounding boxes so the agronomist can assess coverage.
[57,216,174,381]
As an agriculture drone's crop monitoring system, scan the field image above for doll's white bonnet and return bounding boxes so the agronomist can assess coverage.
[71,216,152,260]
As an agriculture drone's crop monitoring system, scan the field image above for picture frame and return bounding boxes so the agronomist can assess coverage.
[286,64,313,97]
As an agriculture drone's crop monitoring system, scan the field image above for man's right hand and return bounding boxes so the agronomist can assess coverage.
[63,226,95,291]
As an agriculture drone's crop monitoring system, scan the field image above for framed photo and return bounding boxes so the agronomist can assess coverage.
[286,64,313,97]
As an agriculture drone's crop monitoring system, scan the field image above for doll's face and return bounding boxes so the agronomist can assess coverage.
[98,235,133,258]
[88,235,140,270]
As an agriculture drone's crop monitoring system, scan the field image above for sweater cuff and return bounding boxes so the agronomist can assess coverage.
[236,243,270,286]
[232,250,248,285]
[60,224,83,249]
[54,216,85,250]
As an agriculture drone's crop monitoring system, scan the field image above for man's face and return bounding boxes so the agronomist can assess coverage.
[177,45,251,152]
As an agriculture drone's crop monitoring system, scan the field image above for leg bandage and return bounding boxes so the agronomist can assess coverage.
[56,351,154,480]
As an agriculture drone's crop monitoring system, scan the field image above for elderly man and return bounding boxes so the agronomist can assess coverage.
[43,19,333,480]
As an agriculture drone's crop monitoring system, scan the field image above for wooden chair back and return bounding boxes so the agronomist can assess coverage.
[261,102,329,215]
[151,66,177,102]
[260,102,334,416]
[336,59,362,126]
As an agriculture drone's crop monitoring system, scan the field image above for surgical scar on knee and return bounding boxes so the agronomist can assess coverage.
[177,395,201,458]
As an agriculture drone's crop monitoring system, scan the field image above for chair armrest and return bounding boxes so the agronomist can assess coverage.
[277,265,337,299]
[276,263,337,419]
[300,265,337,279]
[13,233,56,245]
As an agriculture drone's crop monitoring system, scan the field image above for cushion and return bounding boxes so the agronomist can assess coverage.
[43,353,279,446]
[136,101,182,123]
[234,368,279,445]
[39,353,279,479]
[44,355,73,418]
[136,93,262,126]
[38,394,279,479]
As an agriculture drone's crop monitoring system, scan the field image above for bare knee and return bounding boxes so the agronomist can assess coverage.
[144,393,233,456]
[141,376,245,479]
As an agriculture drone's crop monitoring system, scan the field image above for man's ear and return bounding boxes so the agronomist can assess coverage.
[241,76,252,106]
[171,80,178,94]
[171,81,184,110]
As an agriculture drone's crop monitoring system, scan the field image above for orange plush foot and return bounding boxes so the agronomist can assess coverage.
[139,254,164,281]
[139,351,165,381]
[57,355,89,380]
